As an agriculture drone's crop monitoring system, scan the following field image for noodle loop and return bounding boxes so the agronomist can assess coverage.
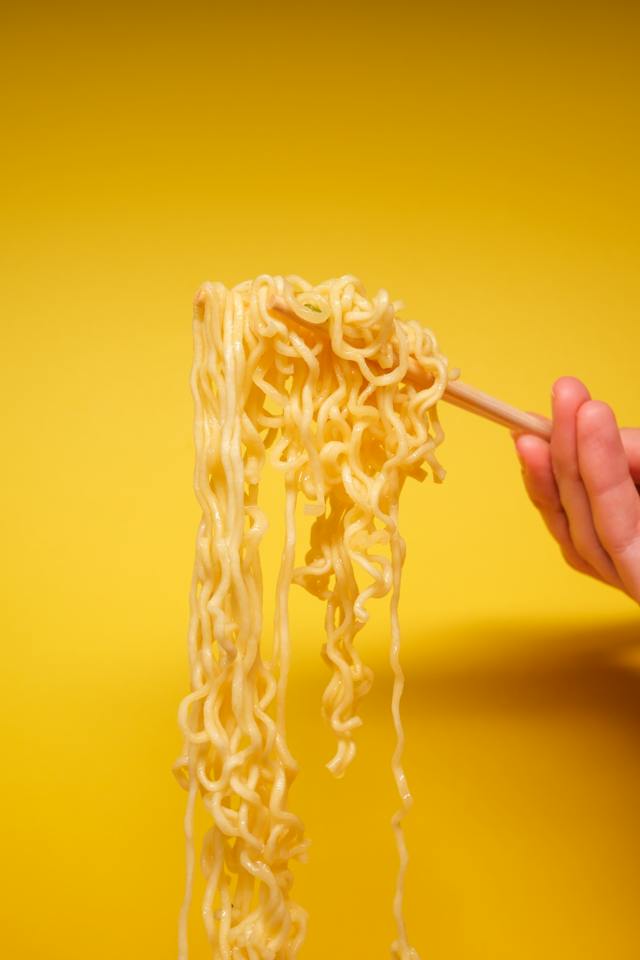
[176,275,448,959]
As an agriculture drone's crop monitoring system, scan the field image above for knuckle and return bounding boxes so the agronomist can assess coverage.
[569,533,618,584]
[525,482,560,515]
[529,493,549,511]
[607,529,640,559]
[588,471,628,501]
[560,547,584,572]
[569,529,592,559]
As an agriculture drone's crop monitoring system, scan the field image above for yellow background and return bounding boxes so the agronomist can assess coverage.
[2,2,640,957]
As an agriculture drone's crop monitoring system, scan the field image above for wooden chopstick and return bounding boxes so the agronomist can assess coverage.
[269,297,551,441]
[444,380,551,438]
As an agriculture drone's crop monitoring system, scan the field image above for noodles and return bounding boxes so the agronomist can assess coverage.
[175,275,449,959]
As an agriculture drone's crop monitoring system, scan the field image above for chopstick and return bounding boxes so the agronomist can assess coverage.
[270,297,551,441]
[443,380,551,438]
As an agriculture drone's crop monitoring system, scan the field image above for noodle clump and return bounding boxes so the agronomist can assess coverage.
[175,275,449,959]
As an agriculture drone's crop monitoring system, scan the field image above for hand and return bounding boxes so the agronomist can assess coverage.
[515,377,640,604]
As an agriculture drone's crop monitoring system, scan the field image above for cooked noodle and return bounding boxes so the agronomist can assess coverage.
[175,275,449,959]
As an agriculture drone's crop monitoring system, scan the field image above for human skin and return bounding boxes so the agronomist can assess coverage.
[514,377,640,604]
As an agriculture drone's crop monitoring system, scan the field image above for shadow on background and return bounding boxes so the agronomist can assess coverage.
[290,616,640,959]
[397,617,640,724]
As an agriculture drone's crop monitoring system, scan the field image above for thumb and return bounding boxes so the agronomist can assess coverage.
[621,429,640,483]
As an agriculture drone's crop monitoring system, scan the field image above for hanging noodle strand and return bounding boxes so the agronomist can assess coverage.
[175,275,449,959]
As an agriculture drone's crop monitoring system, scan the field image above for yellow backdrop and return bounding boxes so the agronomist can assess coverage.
[2,2,640,958]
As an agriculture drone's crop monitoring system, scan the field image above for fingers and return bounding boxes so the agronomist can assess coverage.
[577,401,640,601]
[549,377,622,587]
[515,434,600,578]
[516,380,640,604]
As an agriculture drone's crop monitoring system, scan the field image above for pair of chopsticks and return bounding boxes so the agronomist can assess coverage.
[270,297,551,441]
